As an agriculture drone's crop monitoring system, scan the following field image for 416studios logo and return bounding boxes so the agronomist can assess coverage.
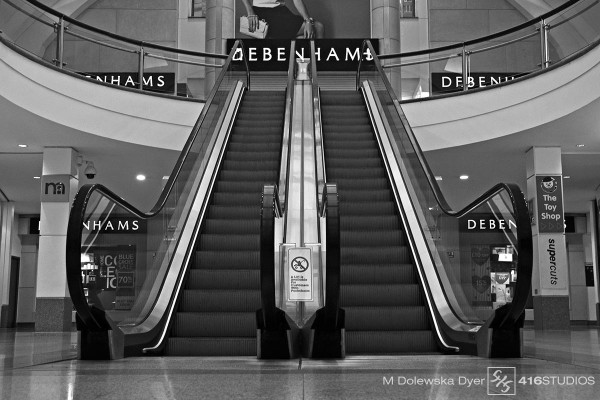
[487,367,516,395]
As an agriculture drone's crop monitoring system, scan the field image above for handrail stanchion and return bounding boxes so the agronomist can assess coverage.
[138,45,145,90]
[54,16,64,68]
[540,19,550,68]
[461,44,469,91]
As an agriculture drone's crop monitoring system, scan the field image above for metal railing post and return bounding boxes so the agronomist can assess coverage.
[138,46,145,90]
[54,16,64,68]
[461,44,469,91]
[540,19,550,68]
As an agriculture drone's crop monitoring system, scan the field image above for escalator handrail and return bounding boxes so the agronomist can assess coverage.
[260,184,282,330]
[278,41,297,210]
[321,183,341,329]
[377,0,582,60]
[14,0,230,59]
[357,39,532,330]
[310,40,327,211]
[66,40,249,332]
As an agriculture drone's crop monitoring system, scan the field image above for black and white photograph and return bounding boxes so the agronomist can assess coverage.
[1,0,600,399]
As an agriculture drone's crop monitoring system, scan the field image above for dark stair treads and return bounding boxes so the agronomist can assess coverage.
[345,331,439,354]
[344,306,431,330]
[186,269,260,290]
[166,337,256,357]
[340,264,418,285]
[165,90,284,356]
[340,284,424,307]
[179,290,261,312]
[321,90,439,354]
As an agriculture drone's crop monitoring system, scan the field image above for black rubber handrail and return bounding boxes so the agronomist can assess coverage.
[66,40,248,332]
[259,184,282,330]
[358,39,532,330]
[379,0,583,59]
[15,0,228,58]
[322,183,341,330]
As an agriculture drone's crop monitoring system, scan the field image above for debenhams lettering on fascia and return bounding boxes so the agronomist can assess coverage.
[233,46,373,62]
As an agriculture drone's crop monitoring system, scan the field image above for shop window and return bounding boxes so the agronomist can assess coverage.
[400,0,415,18]
[191,0,206,18]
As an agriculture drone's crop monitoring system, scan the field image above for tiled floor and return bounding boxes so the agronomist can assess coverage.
[0,327,599,399]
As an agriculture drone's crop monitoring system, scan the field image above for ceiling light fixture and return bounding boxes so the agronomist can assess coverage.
[33,176,40,179]
[459,175,469,180]
[564,176,571,179]
[136,174,146,181]
[576,144,585,147]
[18,144,27,148]
[435,176,443,181]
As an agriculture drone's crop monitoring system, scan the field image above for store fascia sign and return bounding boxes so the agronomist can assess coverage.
[79,72,175,93]
[226,39,379,71]
[82,216,147,234]
[459,213,516,233]
[431,72,525,94]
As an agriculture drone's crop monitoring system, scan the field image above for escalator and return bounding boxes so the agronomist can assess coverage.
[165,91,285,356]
[321,90,439,354]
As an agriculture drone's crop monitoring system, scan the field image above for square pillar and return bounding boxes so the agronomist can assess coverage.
[35,148,79,332]
[526,147,570,330]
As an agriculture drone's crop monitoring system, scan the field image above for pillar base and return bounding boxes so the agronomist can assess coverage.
[533,295,570,330]
[35,297,73,332]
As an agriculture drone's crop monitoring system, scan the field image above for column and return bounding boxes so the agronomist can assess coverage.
[205,0,235,94]
[526,147,570,330]
[0,202,16,327]
[35,148,79,332]
[593,196,600,325]
[371,0,401,95]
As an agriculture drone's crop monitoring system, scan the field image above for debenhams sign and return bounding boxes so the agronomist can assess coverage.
[226,39,378,71]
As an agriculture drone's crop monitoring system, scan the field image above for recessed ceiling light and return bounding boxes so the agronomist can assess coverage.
[459,175,469,180]
[18,144,27,148]
[33,176,40,179]
[564,175,571,179]
[136,174,146,181]
[576,144,585,147]
[435,176,443,181]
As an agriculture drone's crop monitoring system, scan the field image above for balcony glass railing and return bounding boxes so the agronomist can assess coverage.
[378,0,600,100]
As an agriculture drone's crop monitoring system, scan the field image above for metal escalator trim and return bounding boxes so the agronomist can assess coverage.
[278,41,296,210]
[361,81,461,352]
[137,81,246,351]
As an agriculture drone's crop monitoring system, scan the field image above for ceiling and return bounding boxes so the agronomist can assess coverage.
[425,94,600,215]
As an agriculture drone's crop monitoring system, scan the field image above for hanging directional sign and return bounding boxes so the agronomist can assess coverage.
[288,248,313,301]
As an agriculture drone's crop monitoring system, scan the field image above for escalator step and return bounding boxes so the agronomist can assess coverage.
[345,331,438,354]
[322,125,374,134]
[341,246,411,264]
[224,151,281,162]
[206,205,261,219]
[340,201,397,216]
[344,306,431,331]
[198,234,259,251]
[340,215,400,231]
[230,126,283,137]
[341,231,406,247]
[332,178,390,190]
[180,290,260,312]
[187,269,260,290]
[219,170,277,181]
[327,157,383,169]
[214,181,275,193]
[173,312,256,337]
[166,337,256,356]
[228,142,281,152]
[195,250,260,269]
[211,193,262,206]
[327,167,386,179]
[221,160,279,171]
[325,148,381,159]
[340,284,424,307]
[341,264,417,285]
[203,219,260,234]
[323,140,379,150]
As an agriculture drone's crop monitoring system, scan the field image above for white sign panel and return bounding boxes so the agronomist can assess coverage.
[538,234,568,290]
[287,248,313,301]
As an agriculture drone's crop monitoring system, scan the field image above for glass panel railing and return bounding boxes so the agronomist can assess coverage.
[377,0,600,100]
[358,40,532,333]
[0,0,229,99]
[66,41,247,333]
